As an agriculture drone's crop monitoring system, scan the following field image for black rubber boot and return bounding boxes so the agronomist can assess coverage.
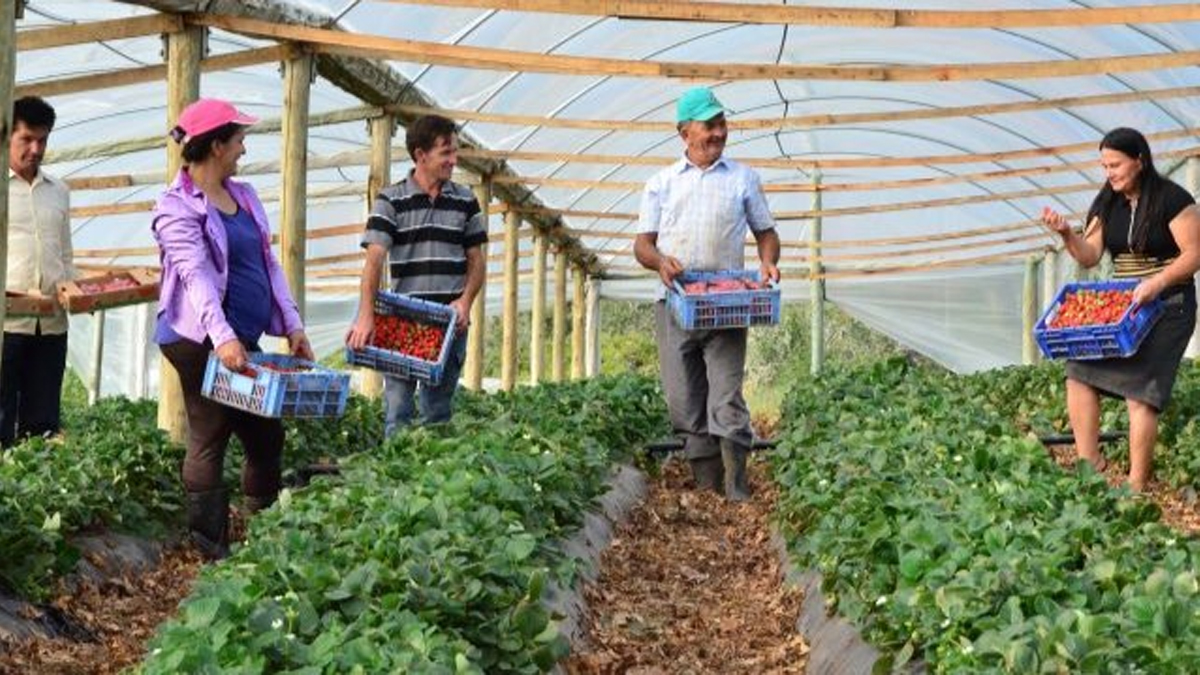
[243,493,277,515]
[720,438,752,502]
[689,455,725,494]
[187,488,230,561]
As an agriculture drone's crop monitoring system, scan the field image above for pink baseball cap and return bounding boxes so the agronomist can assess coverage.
[170,98,258,143]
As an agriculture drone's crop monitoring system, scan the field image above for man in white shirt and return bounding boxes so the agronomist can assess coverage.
[635,87,781,502]
[3,96,73,447]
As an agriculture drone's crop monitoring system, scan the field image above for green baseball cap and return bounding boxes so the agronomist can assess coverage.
[676,86,726,123]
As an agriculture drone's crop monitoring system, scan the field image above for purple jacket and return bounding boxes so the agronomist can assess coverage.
[152,169,303,348]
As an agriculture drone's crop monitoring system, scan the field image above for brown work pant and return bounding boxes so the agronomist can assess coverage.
[160,339,283,498]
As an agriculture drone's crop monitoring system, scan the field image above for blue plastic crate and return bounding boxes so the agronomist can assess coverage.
[668,270,781,330]
[201,353,350,419]
[1033,279,1164,361]
[345,290,457,385]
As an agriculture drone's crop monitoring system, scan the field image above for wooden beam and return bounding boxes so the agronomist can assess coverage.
[571,264,585,380]
[500,181,1090,222]
[490,149,1194,193]
[0,0,16,359]
[465,178,490,390]
[501,210,520,391]
[773,182,1093,220]
[584,276,600,378]
[87,310,106,405]
[357,114,394,398]
[281,52,314,321]
[157,24,202,443]
[45,107,379,165]
[385,84,1200,134]
[192,13,1200,82]
[530,232,547,385]
[552,248,567,383]
[16,14,181,52]
[16,45,287,99]
[307,251,366,267]
[810,173,824,376]
[381,1,1200,29]
[464,128,1200,170]
[603,245,1051,279]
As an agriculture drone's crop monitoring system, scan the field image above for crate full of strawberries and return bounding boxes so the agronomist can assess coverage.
[668,269,780,330]
[1033,279,1164,360]
[57,268,159,314]
[344,290,457,384]
[201,352,350,419]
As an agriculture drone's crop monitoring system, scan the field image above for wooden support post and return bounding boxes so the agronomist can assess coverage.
[500,209,519,391]
[551,248,567,382]
[810,172,825,376]
[134,303,150,398]
[584,276,601,377]
[0,0,18,378]
[1041,248,1058,311]
[464,178,490,389]
[158,25,203,441]
[87,311,106,405]
[571,264,585,380]
[1022,255,1041,365]
[280,53,312,320]
[529,232,547,384]
[357,114,393,398]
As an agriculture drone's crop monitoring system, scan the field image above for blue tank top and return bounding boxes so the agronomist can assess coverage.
[154,205,272,346]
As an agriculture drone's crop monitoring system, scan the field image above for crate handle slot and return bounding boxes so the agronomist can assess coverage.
[230,372,256,397]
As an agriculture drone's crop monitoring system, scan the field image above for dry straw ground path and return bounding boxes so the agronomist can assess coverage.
[566,458,809,674]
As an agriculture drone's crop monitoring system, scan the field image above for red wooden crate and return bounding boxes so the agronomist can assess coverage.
[5,291,58,318]
[57,268,159,314]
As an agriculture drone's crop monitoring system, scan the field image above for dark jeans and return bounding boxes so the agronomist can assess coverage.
[0,330,68,447]
[159,339,283,498]
[383,328,468,437]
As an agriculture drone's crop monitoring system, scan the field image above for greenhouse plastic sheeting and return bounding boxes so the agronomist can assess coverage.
[10,0,1200,396]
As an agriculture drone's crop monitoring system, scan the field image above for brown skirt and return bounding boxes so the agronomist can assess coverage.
[1065,288,1196,411]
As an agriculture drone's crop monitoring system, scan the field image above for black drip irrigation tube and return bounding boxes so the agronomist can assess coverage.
[643,437,778,456]
[1037,430,1127,446]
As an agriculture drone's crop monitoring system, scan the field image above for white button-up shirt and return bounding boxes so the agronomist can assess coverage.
[6,168,73,334]
[638,155,775,296]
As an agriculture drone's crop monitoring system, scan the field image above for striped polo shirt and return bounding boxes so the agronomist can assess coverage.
[361,172,488,304]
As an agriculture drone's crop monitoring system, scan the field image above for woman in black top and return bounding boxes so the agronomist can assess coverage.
[1042,127,1200,491]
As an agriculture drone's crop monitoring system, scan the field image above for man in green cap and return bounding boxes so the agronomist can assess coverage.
[634,86,781,502]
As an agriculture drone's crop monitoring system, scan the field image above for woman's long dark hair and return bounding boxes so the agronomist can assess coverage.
[1086,127,1168,253]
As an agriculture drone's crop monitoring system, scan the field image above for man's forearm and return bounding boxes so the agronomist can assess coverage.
[358,250,383,315]
[756,229,781,265]
[634,235,663,271]
[460,249,485,306]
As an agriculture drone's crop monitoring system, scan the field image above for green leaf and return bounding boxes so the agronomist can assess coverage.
[184,597,222,629]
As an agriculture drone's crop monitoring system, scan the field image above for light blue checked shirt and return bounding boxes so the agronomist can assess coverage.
[638,155,775,296]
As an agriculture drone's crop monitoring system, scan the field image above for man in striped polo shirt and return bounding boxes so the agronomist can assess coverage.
[347,115,487,435]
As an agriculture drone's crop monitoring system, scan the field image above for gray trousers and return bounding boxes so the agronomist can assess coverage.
[655,302,753,459]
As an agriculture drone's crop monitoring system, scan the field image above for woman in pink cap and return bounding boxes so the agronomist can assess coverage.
[152,98,313,560]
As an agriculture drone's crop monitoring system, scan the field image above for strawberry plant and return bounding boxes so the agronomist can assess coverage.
[773,359,1200,672]
[140,375,668,674]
